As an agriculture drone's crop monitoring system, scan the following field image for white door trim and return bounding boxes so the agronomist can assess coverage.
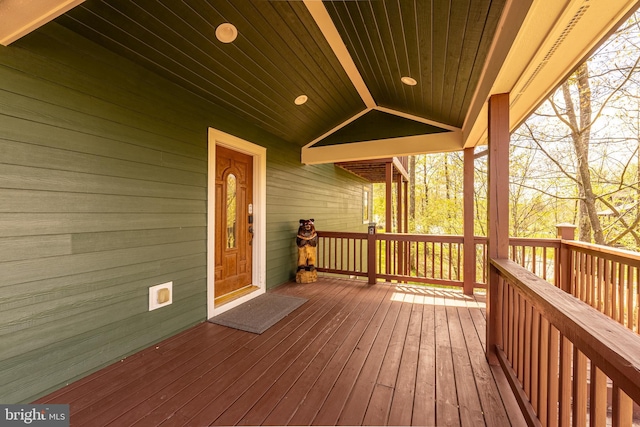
[207,128,267,318]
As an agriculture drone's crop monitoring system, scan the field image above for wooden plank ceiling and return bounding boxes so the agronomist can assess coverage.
[4,0,626,166]
[52,0,503,150]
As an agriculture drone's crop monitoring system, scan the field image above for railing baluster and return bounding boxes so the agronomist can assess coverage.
[558,335,572,427]
[518,293,525,383]
[456,242,460,280]
[529,246,535,274]
[611,260,619,322]
[538,316,549,425]
[572,348,587,426]
[439,242,444,279]
[509,285,515,366]
[589,366,607,427]
[331,236,335,269]
[483,243,487,284]
[578,251,585,301]
[597,256,605,312]
[421,241,426,277]
[605,258,612,317]
[619,262,626,326]
[585,254,595,307]
[524,301,532,400]
[359,238,364,273]
[448,242,452,280]
[530,307,540,414]
[627,264,633,330]
[612,385,633,427]
[548,325,560,427]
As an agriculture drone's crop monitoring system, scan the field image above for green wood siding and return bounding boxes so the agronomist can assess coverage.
[0,24,368,403]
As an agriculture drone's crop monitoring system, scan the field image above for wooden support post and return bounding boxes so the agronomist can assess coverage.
[403,178,408,233]
[385,162,393,275]
[556,223,576,293]
[487,93,510,364]
[385,162,393,233]
[367,223,377,285]
[403,178,409,277]
[463,147,475,295]
[396,174,404,275]
[396,173,403,233]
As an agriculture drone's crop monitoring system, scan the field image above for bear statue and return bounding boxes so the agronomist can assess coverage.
[296,219,318,283]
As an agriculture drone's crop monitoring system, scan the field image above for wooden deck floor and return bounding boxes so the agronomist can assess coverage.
[36,278,526,426]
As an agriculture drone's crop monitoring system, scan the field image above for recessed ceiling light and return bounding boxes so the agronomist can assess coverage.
[401,76,417,86]
[294,95,308,105]
[216,23,237,43]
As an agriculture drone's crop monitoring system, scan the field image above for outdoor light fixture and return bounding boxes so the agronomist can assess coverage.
[401,76,417,86]
[294,95,308,105]
[216,23,237,43]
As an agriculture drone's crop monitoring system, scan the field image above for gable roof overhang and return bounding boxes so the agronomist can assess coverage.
[303,0,639,164]
[0,0,637,166]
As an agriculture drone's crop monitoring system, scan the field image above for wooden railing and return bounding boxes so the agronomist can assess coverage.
[474,237,561,287]
[490,259,640,427]
[317,229,640,424]
[316,230,476,288]
[317,230,639,334]
[315,231,369,279]
[562,241,640,335]
[316,230,560,290]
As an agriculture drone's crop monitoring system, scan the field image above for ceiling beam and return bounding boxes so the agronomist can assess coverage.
[0,0,85,46]
[302,131,463,165]
[304,0,376,108]
[375,106,461,133]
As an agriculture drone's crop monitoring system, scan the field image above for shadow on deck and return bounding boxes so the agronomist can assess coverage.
[36,277,526,426]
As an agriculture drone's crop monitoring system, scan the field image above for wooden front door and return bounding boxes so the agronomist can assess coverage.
[215,145,253,299]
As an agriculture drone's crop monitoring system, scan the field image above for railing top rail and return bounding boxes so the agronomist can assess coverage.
[317,231,467,243]
[490,258,640,404]
[317,231,368,239]
[317,232,564,249]
[374,233,464,243]
[507,237,561,248]
[563,239,640,264]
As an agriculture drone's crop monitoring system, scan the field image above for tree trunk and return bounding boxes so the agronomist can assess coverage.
[561,63,605,244]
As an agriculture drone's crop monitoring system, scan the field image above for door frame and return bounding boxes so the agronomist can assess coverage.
[207,128,266,318]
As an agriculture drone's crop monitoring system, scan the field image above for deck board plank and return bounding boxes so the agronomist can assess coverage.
[238,283,389,426]
[388,294,424,426]
[35,278,526,426]
[362,292,414,425]
[447,305,486,427]
[412,288,437,426]
[167,280,358,426]
[435,293,461,427]
[335,287,401,426]
[286,285,397,425]
[208,280,377,426]
[316,287,406,426]
[258,283,392,425]
[80,327,248,425]
[36,323,212,404]
[129,279,352,427]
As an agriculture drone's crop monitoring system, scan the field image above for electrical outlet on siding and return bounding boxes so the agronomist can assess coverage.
[149,282,173,311]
